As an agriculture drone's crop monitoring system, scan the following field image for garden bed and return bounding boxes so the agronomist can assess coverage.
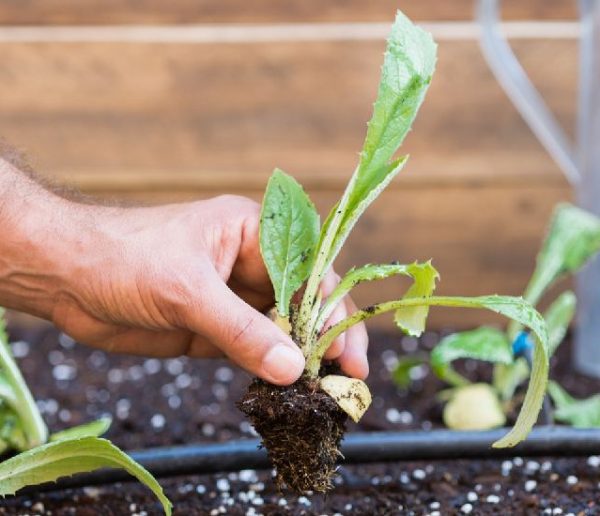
[2,324,600,515]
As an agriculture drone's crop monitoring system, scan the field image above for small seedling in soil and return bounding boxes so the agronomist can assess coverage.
[238,10,550,494]
[0,310,172,515]
[394,203,600,432]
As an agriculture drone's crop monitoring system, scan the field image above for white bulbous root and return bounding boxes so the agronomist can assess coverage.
[443,383,506,431]
[319,375,372,423]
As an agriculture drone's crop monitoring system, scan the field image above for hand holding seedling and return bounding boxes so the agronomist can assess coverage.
[0,10,554,501]
[0,158,366,385]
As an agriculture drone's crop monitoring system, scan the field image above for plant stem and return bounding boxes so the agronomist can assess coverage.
[305,289,323,346]
[0,323,47,448]
[506,263,556,340]
[297,169,357,353]
[308,295,545,377]
[307,296,451,375]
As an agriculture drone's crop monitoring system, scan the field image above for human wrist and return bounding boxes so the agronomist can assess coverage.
[0,167,99,320]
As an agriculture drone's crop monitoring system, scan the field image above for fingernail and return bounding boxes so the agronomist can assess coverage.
[262,343,305,385]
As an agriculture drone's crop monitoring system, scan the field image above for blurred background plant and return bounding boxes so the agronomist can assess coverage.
[393,203,600,430]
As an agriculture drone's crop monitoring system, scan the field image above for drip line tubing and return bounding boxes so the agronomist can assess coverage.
[25,426,600,494]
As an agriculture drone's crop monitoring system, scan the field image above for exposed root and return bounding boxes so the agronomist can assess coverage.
[237,377,347,493]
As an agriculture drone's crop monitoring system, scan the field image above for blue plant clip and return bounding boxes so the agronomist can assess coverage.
[512,331,534,357]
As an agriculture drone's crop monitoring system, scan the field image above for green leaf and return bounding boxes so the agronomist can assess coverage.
[431,327,512,387]
[260,168,320,316]
[50,417,112,442]
[0,403,27,451]
[547,381,600,428]
[524,204,600,307]
[493,293,570,407]
[318,157,409,275]
[494,290,576,401]
[316,261,438,334]
[493,358,529,402]
[298,12,437,334]
[314,295,548,448]
[391,354,428,389]
[0,375,17,408]
[545,291,576,357]
[359,13,436,175]
[394,261,439,336]
[320,12,436,274]
[0,437,172,515]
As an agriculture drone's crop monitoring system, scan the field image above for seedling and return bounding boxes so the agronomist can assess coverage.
[0,311,172,515]
[394,204,600,432]
[239,11,550,493]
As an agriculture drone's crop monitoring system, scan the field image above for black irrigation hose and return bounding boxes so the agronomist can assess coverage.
[26,426,600,494]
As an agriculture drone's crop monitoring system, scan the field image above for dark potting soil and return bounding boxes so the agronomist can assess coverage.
[1,324,600,515]
[238,378,347,493]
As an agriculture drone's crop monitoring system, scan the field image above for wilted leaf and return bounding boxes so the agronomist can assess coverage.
[317,261,438,334]
[394,262,439,337]
[495,290,576,401]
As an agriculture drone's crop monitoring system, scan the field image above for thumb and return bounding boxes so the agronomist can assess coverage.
[186,272,305,385]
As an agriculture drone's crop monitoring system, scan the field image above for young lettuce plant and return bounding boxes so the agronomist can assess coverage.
[393,204,600,432]
[0,311,171,515]
[238,10,550,494]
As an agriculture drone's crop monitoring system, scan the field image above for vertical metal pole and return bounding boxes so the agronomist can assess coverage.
[575,0,600,377]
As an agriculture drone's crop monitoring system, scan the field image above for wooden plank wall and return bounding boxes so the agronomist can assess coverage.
[0,2,578,329]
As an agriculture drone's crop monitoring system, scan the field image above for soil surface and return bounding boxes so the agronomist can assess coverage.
[2,324,600,515]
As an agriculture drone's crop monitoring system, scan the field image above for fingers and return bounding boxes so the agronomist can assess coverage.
[337,296,369,379]
[320,270,346,359]
[228,196,273,291]
[54,301,224,358]
[227,278,274,313]
[323,298,347,359]
[98,329,224,358]
[184,270,305,385]
[319,275,369,378]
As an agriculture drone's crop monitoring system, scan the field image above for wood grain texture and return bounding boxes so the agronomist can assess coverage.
[0,0,578,25]
[0,36,576,328]
[0,39,576,189]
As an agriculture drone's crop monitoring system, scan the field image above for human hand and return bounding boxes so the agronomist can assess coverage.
[48,195,368,385]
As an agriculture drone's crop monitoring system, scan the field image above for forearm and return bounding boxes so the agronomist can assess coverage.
[0,160,347,382]
[0,158,89,319]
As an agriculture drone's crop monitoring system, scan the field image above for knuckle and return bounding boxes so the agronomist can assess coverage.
[215,194,259,212]
[151,266,201,327]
